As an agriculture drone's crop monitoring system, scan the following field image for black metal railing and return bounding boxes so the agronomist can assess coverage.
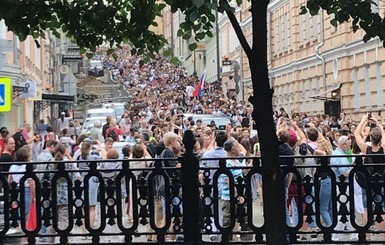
[2,142,385,243]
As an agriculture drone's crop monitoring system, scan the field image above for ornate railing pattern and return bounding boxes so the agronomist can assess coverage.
[1,148,385,243]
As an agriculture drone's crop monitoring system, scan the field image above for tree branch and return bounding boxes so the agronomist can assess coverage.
[225,10,252,56]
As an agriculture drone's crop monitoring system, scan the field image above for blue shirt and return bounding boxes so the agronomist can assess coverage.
[330,148,351,179]
[201,147,227,197]
[221,159,246,201]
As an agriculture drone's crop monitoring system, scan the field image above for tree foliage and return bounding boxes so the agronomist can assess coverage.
[1,0,384,52]
[0,0,167,54]
[303,0,385,46]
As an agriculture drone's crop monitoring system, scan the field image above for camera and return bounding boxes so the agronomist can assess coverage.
[368,112,372,119]
[286,119,291,127]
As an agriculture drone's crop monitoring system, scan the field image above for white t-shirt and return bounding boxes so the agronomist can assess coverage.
[9,164,28,187]
[58,117,72,131]
[186,86,194,98]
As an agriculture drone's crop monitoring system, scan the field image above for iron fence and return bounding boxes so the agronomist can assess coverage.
[1,139,385,244]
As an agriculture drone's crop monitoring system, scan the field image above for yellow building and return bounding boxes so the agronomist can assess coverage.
[0,20,48,133]
[267,0,385,119]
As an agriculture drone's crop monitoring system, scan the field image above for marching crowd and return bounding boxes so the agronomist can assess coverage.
[0,51,384,242]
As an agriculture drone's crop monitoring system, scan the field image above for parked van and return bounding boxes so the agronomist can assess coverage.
[103,103,126,120]
[85,108,116,121]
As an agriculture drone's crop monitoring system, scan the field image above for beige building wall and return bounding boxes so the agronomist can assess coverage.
[264,0,385,121]
[1,25,47,133]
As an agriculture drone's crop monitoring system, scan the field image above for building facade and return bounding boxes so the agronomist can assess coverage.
[0,20,48,133]
[266,0,385,120]
[0,21,76,133]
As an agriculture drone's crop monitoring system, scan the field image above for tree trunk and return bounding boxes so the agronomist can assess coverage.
[249,0,287,244]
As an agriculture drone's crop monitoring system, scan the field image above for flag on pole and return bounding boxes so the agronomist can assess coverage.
[149,76,157,86]
[193,68,207,98]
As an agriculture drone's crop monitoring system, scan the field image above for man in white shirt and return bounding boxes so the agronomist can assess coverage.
[57,111,73,134]
[186,84,194,100]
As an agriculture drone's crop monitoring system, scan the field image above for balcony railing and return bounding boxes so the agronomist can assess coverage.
[2,141,385,244]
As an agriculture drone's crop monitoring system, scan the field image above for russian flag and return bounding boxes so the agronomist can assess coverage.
[149,76,157,86]
[193,68,207,98]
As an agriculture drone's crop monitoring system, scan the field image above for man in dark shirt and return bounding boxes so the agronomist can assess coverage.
[161,132,183,175]
[142,132,156,158]
[102,115,112,140]
[0,136,15,172]
[277,129,294,166]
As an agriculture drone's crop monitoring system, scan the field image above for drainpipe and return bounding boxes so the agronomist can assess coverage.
[239,8,244,102]
[215,9,221,89]
[315,11,326,92]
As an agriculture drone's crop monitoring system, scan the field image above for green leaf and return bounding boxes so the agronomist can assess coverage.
[137,49,144,55]
[206,31,213,37]
[86,52,93,60]
[170,56,179,65]
[300,6,307,15]
[192,0,205,8]
[195,32,205,40]
[208,13,215,22]
[177,29,184,37]
[331,19,338,28]
[189,11,200,22]
[309,7,319,16]
[163,49,172,57]
[189,43,197,51]
[143,57,151,63]
[107,48,115,55]
[183,31,192,40]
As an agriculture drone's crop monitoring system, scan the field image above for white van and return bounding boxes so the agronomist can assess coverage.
[103,103,126,120]
[85,108,116,119]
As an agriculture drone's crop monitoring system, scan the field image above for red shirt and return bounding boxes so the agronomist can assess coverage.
[0,138,4,156]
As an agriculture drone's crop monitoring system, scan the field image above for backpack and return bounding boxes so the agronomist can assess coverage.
[106,128,117,141]
[13,130,27,151]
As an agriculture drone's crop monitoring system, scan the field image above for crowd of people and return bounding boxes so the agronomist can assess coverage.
[0,51,384,242]
[277,109,385,241]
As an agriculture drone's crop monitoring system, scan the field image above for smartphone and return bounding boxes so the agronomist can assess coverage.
[286,119,291,127]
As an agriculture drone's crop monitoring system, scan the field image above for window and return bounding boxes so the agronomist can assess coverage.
[376,62,383,107]
[299,14,304,44]
[276,12,280,54]
[306,13,311,42]
[283,13,287,50]
[363,65,370,108]
[313,14,318,40]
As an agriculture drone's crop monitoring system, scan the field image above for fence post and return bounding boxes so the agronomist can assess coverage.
[181,130,201,244]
